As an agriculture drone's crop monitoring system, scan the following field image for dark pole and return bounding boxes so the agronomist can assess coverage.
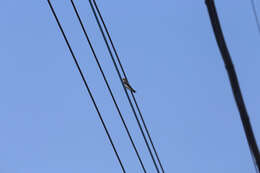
[205,0,260,171]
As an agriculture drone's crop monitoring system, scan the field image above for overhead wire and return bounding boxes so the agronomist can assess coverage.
[250,0,260,35]
[131,92,165,173]
[205,0,260,172]
[69,0,147,172]
[90,0,165,172]
[89,0,163,172]
[46,1,126,172]
[250,148,260,173]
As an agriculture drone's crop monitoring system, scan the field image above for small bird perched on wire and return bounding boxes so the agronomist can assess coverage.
[122,78,136,93]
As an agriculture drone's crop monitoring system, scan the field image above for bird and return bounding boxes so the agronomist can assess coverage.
[122,78,136,93]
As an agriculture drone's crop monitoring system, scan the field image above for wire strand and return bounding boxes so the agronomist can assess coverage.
[205,0,260,172]
[47,1,126,172]
[89,1,161,172]
[91,0,166,172]
[131,92,166,173]
[70,1,147,172]
[250,0,260,35]
[250,148,260,173]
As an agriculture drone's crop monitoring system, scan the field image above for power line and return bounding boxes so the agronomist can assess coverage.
[46,1,126,172]
[205,0,260,172]
[131,93,165,173]
[88,0,162,172]
[250,148,260,173]
[90,0,166,172]
[70,0,147,172]
[250,0,260,35]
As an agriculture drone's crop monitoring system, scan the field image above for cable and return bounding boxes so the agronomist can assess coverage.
[250,0,260,35]
[89,1,161,172]
[70,1,147,172]
[131,93,166,173]
[46,1,126,172]
[250,148,260,173]
[90,0,166,172]
[205,0,260,172]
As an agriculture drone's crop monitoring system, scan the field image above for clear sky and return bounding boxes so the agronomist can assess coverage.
[1,0,260,172]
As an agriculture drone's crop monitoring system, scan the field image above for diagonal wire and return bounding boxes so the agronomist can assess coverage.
[130,93,165,173]
[89,0,161,173]
[205,0,260,172]
[250,0,260,35]
[46,1,126,172]
[70,0,147,172]
[91,0,166,172]
[250,148,260,173]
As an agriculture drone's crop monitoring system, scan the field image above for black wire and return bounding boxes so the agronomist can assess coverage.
[131,93,165,173]
[89,1,161,173]
[250,148,260,173]
[250,0,260,35]
[46,1,126,172]
[205,0,260,172]
[70,1,147,172]
[91,0,166,172]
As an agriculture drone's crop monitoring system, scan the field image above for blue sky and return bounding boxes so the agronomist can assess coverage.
[0,0,260,172]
